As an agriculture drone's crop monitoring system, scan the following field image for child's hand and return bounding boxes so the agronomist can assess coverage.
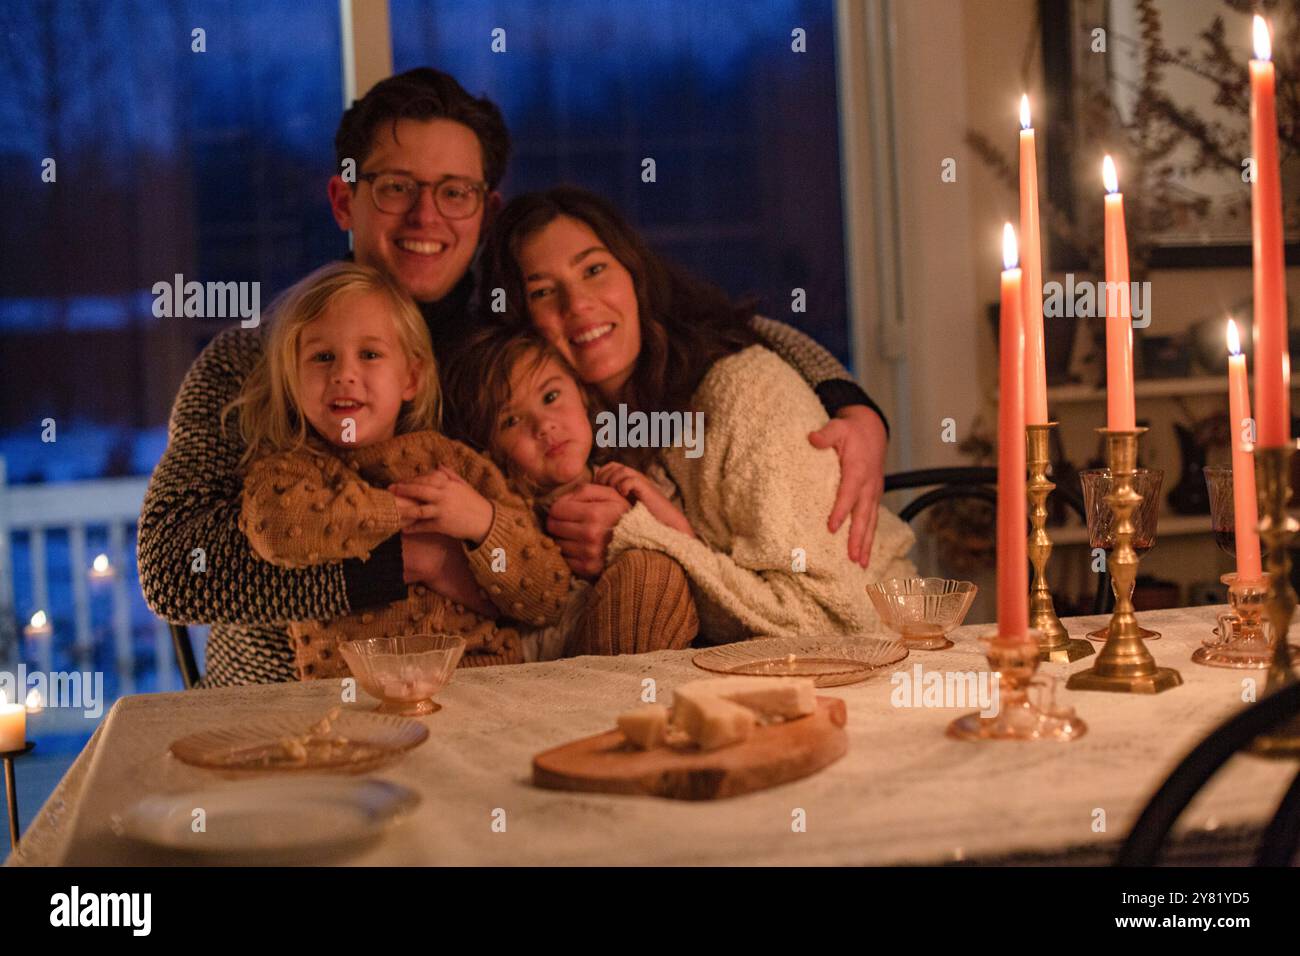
[390,467,494,545]
[593,462,695,538]
[394,496,426,528]
[593,462,658,503]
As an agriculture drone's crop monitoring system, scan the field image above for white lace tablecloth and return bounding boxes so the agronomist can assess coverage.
[8,605,1298,866]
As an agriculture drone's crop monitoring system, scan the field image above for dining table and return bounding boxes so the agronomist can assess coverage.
[7,604,1298,866]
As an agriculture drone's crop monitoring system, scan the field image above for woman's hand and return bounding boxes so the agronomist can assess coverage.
[546,483,632,579]
[594,462,695,538]
[399,531,497,617]
[807,405,888,567]
[390,467,494,545]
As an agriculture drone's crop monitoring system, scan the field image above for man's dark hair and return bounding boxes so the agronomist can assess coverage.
[334,67,511,190]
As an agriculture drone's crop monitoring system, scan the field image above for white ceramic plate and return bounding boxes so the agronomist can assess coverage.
[118,776,420,863]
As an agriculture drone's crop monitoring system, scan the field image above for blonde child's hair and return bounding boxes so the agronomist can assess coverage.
[223,261,441,468]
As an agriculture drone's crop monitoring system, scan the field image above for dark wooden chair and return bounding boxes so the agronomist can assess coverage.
[169,624,201,689]
[883,467,1109,614]
[1118,681,1300,866]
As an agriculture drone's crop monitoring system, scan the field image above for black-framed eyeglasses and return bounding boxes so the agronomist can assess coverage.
[358,172,488,219]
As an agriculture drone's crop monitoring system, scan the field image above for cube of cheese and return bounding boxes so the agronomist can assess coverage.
[674,676,816,722]
[671,693,756,751]
[617,704,669,749]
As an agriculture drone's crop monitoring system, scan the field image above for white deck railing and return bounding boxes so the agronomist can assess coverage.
[0,458,177,710]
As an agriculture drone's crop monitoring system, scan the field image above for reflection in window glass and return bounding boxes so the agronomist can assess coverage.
[390,0,851,365]
[0,1,343,716]
[0,0,343,483]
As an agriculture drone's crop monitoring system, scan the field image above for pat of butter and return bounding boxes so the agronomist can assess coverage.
[672,693,756,751]
[675,676,816,721]
[617,704,669,749]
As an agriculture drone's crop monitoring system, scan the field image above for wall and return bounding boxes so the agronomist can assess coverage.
[879,0,1297,621]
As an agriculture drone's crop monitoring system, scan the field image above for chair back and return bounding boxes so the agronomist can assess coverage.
[883,467,1105,612]
[169,624,201,689]
[1118,681,1300,866]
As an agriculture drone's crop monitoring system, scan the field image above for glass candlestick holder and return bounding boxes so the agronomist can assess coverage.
[947,631,1087,742]
[1199,572,1274,668]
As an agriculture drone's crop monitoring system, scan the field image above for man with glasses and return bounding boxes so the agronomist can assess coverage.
[360,173,485,218]
[138,68,894,687]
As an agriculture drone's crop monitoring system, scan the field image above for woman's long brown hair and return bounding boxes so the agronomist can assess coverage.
[479,185,760,419]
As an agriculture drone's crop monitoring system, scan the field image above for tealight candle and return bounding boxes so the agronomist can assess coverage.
[0,691,25,752]
[23,610,52,639]
[89,553,113,581]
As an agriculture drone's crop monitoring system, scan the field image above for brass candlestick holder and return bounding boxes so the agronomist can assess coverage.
[1026,423,1094,663]
[947,631,1086,741]
[1079,466,1164,643]
[1067,427,1182,694]
[1248,441,1300,757]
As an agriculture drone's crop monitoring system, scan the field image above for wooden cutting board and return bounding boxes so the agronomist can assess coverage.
[532,697,848,800]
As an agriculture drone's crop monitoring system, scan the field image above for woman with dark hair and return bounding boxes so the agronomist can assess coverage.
[479,186,916,644]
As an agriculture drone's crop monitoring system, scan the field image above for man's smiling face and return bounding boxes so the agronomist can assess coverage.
[329,117,486,303]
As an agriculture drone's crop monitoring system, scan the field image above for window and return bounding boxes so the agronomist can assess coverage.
[391,0,852,364]
[0,0,346,712]
[0,0,344,483]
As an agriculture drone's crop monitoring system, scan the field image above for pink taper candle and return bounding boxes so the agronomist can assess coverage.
[1227,320,1264,580]
[997,224,1030,644]
[1102,156,1136,431]
[1250,16,1290,446]
[1020,95,1048,425]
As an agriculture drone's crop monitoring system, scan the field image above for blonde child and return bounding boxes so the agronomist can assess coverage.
[442,327,699,660]
[223,262,574,678]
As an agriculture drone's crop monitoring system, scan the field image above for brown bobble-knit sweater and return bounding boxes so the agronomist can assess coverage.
[239,430,575,678]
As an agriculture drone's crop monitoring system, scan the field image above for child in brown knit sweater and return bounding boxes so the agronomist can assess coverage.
[224,262,576,678]
[443,328,700,660]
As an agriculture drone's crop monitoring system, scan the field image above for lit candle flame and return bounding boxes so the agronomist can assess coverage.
[1002,222,1019,271]
[25,689,42,712]
[91,553,111,575]
[1254,15,1272,62]
[29,610,47,630]
[1102,155,1119,194]
[1226,318,1242,356]
[1020,93,1031,130]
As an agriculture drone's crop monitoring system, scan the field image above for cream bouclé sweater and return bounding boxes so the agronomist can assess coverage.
[608,345,918,644]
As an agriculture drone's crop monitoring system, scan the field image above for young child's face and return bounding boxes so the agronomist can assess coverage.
[296,291,421,449]
[495,354,594,490]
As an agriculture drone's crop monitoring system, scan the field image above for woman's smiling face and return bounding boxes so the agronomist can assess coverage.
[517,215,641,402]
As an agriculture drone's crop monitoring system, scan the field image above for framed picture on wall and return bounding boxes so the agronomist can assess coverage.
[1040,0,1300,270]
